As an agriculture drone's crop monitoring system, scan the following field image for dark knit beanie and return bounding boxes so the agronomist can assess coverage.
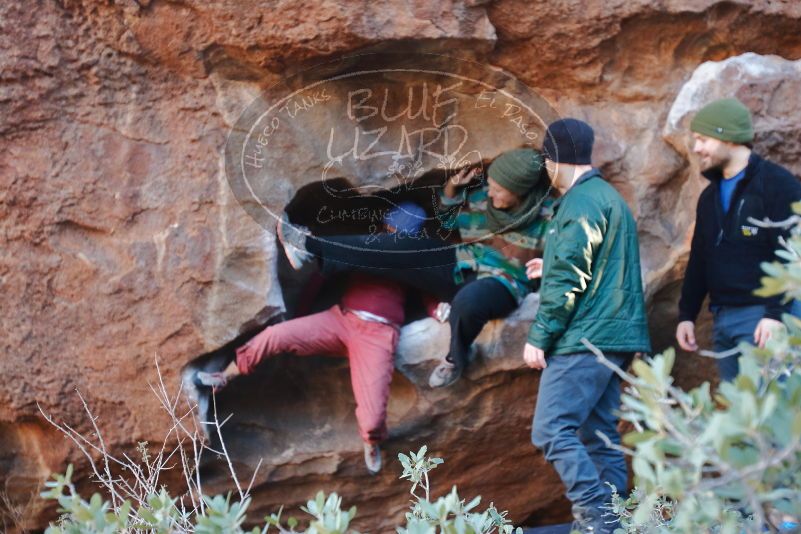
[486,148,544,197]
[690,98,754,144]
[542,118,594,165]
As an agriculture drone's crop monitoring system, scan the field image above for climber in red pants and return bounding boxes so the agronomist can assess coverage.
[197,202,446,474]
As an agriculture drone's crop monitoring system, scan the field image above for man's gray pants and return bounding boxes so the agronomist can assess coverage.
[531,352,629,509]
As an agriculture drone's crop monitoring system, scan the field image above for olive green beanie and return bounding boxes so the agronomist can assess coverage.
[690,97,754,144]
[487,148,544,197]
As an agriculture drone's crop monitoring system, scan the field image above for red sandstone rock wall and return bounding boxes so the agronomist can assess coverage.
[2,0,801,530]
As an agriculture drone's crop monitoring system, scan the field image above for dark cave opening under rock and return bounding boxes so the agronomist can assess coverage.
[182,172,477,490]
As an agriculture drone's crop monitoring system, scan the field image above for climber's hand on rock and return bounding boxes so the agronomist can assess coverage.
[524,343,547,370]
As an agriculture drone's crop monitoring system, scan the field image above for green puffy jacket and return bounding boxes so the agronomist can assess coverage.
[527,170,651,355]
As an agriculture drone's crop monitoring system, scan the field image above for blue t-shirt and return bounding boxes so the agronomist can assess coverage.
[719,168,746,214]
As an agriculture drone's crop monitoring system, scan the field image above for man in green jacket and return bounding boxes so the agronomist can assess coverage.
[524,118,651,533]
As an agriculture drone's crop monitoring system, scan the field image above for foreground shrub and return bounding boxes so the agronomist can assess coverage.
[41,446,522,534]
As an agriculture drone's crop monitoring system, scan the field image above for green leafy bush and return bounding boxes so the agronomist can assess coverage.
[41,446,521,534]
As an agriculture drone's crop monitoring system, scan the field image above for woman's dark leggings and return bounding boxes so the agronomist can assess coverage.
[446,277,518,370]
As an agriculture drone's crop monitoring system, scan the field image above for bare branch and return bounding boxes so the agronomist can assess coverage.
[594,430,636,456]
[210,392,244,499]
[699,347,741,360]
[747,215,801,230]
[36,353,254,529]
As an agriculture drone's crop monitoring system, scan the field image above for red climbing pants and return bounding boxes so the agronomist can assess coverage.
[235,305,399,444]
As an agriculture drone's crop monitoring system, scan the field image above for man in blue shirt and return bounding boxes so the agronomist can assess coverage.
[719,168,746,214]
[676,98,801,380]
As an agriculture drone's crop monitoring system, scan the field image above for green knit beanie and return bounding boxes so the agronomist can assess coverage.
[690,98,754,144]
[487,148,544,197]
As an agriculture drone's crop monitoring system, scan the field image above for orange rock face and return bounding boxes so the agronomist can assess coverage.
[2,0,801,530]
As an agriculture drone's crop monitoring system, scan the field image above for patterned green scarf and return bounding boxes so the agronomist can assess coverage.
[485,182,551,233]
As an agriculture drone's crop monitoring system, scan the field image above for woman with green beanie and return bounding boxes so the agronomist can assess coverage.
[278,148,555,388]
[428,148,553,386]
